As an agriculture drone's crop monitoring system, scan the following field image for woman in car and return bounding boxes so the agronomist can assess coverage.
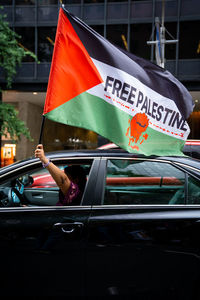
[35,144,86,206]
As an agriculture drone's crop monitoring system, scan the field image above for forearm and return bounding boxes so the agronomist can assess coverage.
[35,145,70,194]
[46,160,70,191]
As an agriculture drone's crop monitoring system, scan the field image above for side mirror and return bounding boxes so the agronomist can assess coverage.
[19,175,34,187]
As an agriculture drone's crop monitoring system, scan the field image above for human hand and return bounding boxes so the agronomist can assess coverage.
[35,144,47,164]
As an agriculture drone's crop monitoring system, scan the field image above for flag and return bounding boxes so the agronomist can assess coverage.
[43,5,194,156]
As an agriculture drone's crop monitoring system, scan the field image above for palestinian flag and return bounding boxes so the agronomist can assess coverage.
[43,5,194,156]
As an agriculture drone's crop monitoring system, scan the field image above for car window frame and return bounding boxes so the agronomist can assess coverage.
[94,157,200,207]
[0,157,101,208]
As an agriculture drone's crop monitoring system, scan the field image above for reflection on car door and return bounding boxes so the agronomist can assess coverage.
[0,208,90,296]
[0,159,100,297]
[86,158,200,299]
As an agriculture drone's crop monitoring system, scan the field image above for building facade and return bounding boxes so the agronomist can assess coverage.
[0,0,200,162]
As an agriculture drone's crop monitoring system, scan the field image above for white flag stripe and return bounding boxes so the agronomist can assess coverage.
[87,59,190,140]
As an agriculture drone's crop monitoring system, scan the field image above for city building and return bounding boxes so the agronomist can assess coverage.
[0,0,200,163]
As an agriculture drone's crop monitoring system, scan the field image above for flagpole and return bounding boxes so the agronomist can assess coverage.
[39,0,61,146]
[38,115,46,145]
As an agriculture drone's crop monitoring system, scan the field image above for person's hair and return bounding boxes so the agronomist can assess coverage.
[64,165,87,193]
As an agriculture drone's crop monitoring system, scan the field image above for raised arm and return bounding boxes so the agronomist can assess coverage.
[35,144,71,195]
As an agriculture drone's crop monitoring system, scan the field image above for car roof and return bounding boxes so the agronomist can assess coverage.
[1,149,200,177]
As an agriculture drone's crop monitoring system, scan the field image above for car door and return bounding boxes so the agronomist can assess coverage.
[86,157,200,299]
[0,157,100,297]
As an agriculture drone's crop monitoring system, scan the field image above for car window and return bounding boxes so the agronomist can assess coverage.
[103,159,186,205]
[0,162,92,207]
[187,175,200,204]
[28,167,62,189]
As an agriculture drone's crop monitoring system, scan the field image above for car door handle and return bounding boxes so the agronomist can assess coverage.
[53,222,84,234]
[32,193,43,198]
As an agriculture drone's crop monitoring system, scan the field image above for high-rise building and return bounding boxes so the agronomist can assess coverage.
[0,0,199,162]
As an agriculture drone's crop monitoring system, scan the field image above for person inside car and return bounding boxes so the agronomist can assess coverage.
[35,144,86,206]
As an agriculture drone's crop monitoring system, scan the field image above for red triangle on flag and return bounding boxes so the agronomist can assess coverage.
[43,8,103,115]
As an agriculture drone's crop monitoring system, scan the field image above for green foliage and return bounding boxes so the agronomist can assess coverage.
[0,6,38,142]
[0,7,38,88]
[0,102,32,141]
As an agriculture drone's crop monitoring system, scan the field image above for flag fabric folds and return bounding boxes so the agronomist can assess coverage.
[44,5,194,156]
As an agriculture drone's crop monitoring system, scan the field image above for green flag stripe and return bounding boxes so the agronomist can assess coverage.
[45,92,185,156]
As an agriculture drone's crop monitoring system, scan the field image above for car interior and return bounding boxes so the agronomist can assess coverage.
[0,163,92,207]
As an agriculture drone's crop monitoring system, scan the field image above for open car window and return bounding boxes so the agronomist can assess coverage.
[103,159,187,205]
[0,162,92,207]
[29,166,65,189]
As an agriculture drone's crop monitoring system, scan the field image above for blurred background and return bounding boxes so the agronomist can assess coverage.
[0,0,200,165]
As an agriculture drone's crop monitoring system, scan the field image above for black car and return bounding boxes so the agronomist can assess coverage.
[1,150,200,298]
